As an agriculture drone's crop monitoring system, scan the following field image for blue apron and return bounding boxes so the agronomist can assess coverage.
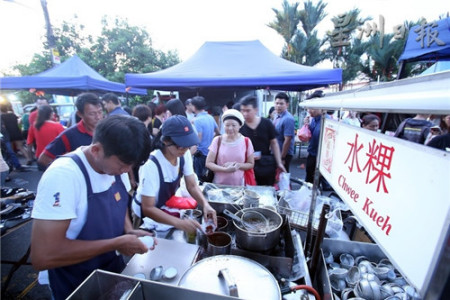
[133,155,185,215]
[48,154,128,300]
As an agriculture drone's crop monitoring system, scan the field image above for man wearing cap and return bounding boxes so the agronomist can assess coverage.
[191,96,220,181]
[132,115,217,233]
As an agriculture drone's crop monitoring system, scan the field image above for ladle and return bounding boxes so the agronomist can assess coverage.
[223,209,258,231]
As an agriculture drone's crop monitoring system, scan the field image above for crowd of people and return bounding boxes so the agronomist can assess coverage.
[1,91,449,299]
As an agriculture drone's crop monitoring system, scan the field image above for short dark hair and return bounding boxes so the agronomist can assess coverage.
[275,92,289,103]
[307,90,324,99]
[154,104,167,116]
[361,114,380,126]
[240,95,257,108]
[224,101,234,109]
[132,104,152,122]
[93,115,151,166]
[166,99,187,117]
[75,93,102,114]
[102,93,120,105]
[191,96,206,110]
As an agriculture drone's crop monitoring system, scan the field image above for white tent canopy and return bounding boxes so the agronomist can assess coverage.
[300,71,450,115]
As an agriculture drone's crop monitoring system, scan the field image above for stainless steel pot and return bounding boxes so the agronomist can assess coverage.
[178,255,281,299]
[233,207,283,252]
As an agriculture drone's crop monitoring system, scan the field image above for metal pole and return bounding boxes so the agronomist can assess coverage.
[305,111,326,257]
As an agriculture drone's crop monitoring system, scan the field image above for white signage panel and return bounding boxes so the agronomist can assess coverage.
[319,119,450,295]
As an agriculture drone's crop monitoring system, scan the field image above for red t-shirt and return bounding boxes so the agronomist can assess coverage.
[27,121,65,158]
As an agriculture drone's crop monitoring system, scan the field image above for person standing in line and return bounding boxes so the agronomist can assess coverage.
[37,93,104,169]
[239,96,286,186]
[342,110,361,127]
[27,97,51,162]
[102,93,129,116]
[191,96,220,180]
[31,115,154,300]
[428,115,450,151]
[361,114,381,132]
[152,104,167,137]
[1,102,31,169]
[272,92,295,172]
[27,106,65,171]
[206,109,255,186]
[394,114,433,144]
[184,98,195,122]
[219,101,235,134]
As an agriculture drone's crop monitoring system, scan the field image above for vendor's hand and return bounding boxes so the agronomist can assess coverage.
[203,204,217,226]
[179,218,201,235]
[127,229,155,237]
[223,162,238,172]
[116,234,150,256]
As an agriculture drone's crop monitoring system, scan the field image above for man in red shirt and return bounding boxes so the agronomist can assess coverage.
[27,98,51,163]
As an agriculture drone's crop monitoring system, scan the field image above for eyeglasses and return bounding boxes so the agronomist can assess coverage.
[166,143,189,150]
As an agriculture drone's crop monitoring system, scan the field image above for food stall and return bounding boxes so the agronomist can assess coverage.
[299,70,450,299]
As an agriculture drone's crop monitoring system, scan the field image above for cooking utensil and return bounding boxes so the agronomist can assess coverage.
[241,210,269,232]
[178,255,281,300]
[207,232,232,256]
[149,265,164,281]
[233,207,283,252]
[223,209,258,231]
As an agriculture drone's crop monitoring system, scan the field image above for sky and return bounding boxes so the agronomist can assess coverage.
[0,0,448,76]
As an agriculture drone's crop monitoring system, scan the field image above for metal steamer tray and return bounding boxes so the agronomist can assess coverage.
[202,183,278,214]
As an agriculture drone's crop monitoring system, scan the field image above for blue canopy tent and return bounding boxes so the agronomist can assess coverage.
[125,40,342,91]
[0,55,147,96]
[397,17,450,79]
[398,17,450,63]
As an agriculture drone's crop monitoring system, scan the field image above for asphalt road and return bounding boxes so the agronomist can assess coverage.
[1,147,308,299]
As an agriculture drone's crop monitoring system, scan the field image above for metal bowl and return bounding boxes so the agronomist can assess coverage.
[345,266,360,287]
[340,253,355,269]
[329,267,349,280]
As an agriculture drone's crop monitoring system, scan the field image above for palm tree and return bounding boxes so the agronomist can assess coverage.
[267,0,301,61]
[268,0,328,66]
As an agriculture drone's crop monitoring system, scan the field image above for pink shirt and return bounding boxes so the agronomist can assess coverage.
[208,135,254,186]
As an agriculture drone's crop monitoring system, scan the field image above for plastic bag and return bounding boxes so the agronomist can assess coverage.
[165,195,197,209]
[278,172,291,190]
[297,124,312,142]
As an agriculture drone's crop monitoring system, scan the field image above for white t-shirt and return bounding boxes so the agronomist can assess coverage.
[132,149,194,218]
[31,148,131,239]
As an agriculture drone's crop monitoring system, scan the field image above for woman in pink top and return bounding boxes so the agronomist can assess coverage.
[206,109,254,186]
[27,105,64,167]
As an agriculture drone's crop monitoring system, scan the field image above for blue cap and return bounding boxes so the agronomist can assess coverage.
[161,115,199,147]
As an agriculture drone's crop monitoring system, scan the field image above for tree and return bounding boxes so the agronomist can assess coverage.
[268,0,328,66]
[11,17,180,104]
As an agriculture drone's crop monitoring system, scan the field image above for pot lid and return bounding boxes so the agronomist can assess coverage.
[178,255,281,300]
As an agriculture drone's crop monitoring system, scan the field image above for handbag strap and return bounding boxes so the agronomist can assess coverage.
[214,136,222,164]
[244,137,249,161]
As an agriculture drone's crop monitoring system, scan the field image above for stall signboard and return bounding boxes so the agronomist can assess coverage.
[319,119,450,295]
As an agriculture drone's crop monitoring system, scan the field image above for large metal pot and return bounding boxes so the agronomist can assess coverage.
[233,207,283,252]
[178,255,281,299]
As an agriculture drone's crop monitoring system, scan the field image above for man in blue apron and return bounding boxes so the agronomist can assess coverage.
[31,115,154,300]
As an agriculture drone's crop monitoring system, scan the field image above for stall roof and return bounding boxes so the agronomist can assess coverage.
[398,17,450,63]
[299,71,450,115]
[125,40,342,91]
[0,55,147,96]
